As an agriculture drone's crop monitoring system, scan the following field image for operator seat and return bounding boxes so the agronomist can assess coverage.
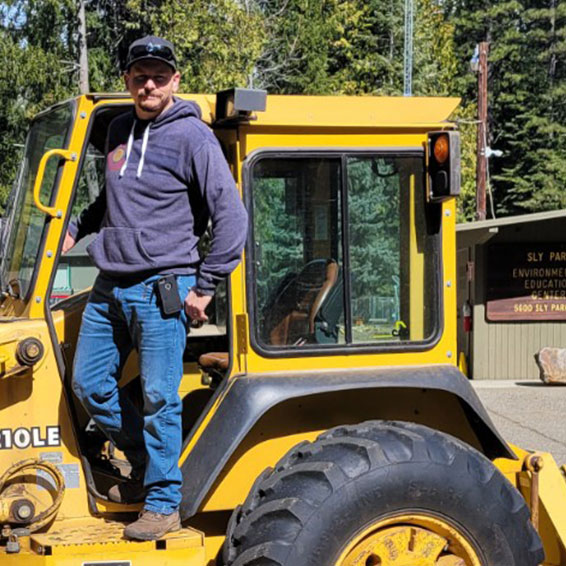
[198,259,341,385]
[198,351,229,387]
[270,259,339,345]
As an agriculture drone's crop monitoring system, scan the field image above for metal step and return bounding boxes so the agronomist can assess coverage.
[2,517,205,565]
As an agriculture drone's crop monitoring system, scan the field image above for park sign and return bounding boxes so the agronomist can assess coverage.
[486,243,566,321]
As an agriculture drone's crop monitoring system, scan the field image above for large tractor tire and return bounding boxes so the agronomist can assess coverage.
[222,420,544,566]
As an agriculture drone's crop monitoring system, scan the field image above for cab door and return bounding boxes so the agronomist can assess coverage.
[0,98,94,524]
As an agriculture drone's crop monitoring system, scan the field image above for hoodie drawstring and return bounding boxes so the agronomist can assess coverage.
[119,121,135,178]
[137,123,150,178]
[119,120,150,179]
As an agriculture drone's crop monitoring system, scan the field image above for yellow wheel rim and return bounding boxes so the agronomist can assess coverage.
[336,514,482,566]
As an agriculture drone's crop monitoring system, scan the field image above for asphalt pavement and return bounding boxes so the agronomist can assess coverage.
[473,380,566,466]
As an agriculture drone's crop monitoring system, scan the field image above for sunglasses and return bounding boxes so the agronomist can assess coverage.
[129,43,175,62]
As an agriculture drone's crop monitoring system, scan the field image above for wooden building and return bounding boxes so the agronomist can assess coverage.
[457,210,566,380]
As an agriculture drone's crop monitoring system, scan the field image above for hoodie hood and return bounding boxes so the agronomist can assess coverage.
[152,97,202,129]
[120,98,202,179]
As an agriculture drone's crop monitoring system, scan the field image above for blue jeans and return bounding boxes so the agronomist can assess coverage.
[72,272,194,514]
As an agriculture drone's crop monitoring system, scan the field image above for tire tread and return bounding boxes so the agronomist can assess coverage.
[223,420,544,566]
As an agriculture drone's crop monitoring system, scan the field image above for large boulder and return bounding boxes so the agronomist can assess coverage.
[535,347,566,384]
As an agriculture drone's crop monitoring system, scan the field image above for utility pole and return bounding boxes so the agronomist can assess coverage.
[78,0,89,94]
[476,42,489,220]
[403,0,414,96]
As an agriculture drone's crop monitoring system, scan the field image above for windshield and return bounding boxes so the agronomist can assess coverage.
[1,102,74,299]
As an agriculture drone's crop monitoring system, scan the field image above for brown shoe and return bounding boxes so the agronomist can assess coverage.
[107,476,147,504]
[124,509,181,541]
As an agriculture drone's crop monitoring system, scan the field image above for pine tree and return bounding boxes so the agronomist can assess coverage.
[444,0,566,217]
[326,0,404,95]
[497,0,566,213]
[253,0,340,93]
[0,1,75,204]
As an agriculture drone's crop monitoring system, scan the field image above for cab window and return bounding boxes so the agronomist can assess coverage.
[51,106,118,303]
[249,152,439,351]
[1,102,74,301]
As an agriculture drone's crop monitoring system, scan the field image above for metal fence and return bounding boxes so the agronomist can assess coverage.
[353,296,398,323]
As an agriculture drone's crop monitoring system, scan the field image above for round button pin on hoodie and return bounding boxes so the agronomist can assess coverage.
[108,145,126,171]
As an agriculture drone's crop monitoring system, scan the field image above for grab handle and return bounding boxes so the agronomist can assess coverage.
[32,149,76,218]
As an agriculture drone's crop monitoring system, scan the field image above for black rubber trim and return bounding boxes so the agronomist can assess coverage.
[340,155,353,344]
[179,364,514,519]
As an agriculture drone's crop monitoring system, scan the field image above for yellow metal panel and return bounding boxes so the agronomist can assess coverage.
[1,554,203,566]
[21,93,460,132]
[30,517,203,552]
[442,198,458,362]
[241,129,430,153]
[0,518,205,565]
[409,174,425,340]
[0,319,90,522]
[238,130,458,374]
[2,546,204,565]
[518,452,566,565]
[79,93,458,128]
[246,95,460,128]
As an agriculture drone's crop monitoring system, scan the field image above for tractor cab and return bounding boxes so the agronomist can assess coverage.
[1,91,561,566]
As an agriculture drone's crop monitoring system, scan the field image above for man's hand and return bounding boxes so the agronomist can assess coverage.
[184,289,212,322]
[62,230,76,254]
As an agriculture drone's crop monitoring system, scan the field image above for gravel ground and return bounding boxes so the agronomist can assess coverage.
[472,380,566,466]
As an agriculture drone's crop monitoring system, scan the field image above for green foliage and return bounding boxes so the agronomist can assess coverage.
[347,156,400,301]
[327,0,404,94]
[6,0,76,54]
[255,0,340,93]
[252,0,456,98]
[2,0,565,220]
[136,0,264,92]
[413,0,457,96]
[85,1,149,92]
[453,103,478,222]
[0,27,73,205]
[446,0,566,217]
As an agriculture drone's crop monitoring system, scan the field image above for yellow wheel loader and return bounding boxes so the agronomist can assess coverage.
[0,89,562,565]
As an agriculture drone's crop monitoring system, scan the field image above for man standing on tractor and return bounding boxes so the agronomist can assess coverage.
[62,36,247,540]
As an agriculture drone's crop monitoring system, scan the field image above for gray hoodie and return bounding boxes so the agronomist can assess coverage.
[69,98,248,295]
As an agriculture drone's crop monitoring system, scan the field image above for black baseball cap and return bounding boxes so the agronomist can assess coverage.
[125,36,177,71]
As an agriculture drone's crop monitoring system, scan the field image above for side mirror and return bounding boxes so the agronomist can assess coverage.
[427,131,460,202]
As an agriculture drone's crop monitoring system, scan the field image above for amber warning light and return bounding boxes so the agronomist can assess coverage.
[433,134,449,164]
[427,131,460,202]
